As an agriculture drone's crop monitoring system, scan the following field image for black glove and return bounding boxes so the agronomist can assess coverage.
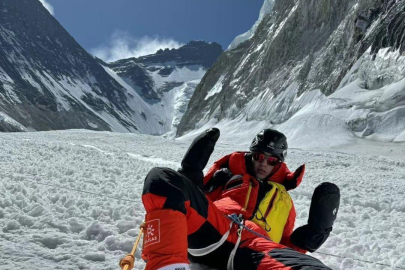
[291,182,340,252]
[205,168,233,193]
[290,225,331,252]
[178,128,220,188]
[284,164,305,191]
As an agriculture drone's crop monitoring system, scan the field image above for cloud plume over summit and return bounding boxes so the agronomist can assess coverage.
[91,31,184,62]
[39,0,54,15]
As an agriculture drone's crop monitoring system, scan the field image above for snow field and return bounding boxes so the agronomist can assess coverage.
[0,130,405,269]
[289,149,405,269]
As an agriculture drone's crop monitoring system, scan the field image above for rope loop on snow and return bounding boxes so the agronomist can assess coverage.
[314,251,405,269]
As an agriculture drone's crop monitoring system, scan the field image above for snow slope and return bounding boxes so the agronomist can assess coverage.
[1,130,405,269]
[182,46,405,151]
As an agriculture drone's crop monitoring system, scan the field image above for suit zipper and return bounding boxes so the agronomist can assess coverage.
[243,181,253,210]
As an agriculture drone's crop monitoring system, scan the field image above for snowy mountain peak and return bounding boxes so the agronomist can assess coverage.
[106,40,223,135]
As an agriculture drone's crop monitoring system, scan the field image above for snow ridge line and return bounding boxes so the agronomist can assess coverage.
[127,152,179,167]
[9,177,139,203]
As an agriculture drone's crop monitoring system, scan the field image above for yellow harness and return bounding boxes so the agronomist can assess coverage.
[252,182,292,243]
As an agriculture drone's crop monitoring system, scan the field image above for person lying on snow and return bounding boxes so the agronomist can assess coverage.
[139,128,340,270]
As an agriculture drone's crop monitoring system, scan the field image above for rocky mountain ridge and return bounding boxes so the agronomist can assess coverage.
[177,0,405,145]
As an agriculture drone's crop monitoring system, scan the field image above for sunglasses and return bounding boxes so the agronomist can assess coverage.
[252,152,280,166]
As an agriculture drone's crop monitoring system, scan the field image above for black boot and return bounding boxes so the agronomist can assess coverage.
[178,128,220,188]
[291,182,340,252]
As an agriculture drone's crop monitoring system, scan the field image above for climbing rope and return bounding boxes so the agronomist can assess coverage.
[228,214,405,269]
[314,251,405,269]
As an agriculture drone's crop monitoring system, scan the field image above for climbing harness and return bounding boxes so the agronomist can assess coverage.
[189,214,263,270]
[227,214,244,270]
[227,213,271,240]
[188,218,234,257]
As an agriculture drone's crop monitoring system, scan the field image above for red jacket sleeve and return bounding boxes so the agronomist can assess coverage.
[203,154,231,201]
[284,164,305,191]
[280,202,307,253]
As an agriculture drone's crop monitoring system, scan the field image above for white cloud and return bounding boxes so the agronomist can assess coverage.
[91,31,184,62]
[39,0,54,15]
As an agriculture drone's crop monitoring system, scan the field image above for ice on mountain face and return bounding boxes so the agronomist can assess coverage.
[149,80,201,136]
[228,0,275,50]
[0,66,14,83]
[149,65,205,91]
[0,111,27,131]
[205,75,225,100]
[378,78,405,110]
[396,129,405,142]
[1,83,22,104]
[171,81,200,128]
[186,62,403,149]
[326,47,405,142]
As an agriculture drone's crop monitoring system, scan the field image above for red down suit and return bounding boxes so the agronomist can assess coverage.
[204,151,306,253]
[141,129,331,270]
[141,169,330,268]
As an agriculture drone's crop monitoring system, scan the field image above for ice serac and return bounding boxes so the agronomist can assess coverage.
[177,0,405,144]
[0,0,161,133]
[107,41,223,135]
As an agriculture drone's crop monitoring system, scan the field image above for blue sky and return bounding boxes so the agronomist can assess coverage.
[41,0,263,62]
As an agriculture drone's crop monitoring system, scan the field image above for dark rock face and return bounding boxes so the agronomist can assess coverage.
[0,117,24,132]
[177,0,405,137]
[108,60,158,100]
[0,0,139,131]
[366,0,405,55]
[158,82,184,94]
[138,41,223,69]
